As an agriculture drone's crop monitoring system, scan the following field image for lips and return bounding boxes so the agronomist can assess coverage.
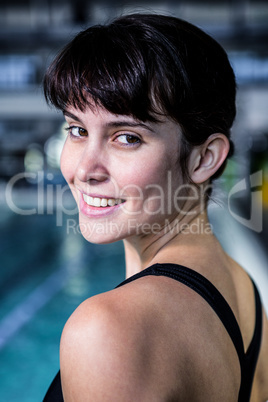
[82,194,125,208]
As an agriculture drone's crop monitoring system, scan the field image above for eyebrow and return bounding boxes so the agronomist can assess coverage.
[105,121,154,132]
[63,110,154,133]
[63,111,83,123]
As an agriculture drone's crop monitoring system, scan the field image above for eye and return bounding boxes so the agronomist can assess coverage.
[66,126,88,137]
[115,134,141,145]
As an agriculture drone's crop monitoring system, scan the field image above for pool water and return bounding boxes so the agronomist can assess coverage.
[0,210,125,401]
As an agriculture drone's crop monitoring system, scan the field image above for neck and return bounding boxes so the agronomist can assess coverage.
[123,208,213,278]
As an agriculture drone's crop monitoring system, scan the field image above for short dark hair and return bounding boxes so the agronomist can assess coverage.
[44,13,236,179]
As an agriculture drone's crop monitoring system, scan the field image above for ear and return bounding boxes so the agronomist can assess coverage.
[188,134,230,184]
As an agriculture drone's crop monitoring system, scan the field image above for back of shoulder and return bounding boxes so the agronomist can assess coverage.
[59,287,167,401]
[59,277,240,401]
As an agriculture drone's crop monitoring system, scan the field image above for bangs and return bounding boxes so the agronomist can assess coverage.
[43,24,170,122]
[44,13,236,150]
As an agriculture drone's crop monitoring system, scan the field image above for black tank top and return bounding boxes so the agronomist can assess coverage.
[43,263,263,401]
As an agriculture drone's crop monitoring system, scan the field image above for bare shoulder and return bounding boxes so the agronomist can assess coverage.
[60,279,185,401]
[60,287,145,401]
[60,275,240,401]
[60,282,163,401]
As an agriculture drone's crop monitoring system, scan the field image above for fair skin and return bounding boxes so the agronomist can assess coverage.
[60,105,268,401]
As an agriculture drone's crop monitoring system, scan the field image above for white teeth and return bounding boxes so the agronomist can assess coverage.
[83,194,92,205]
[93,198,101,207]
[83,194,123,207]
[100,198,108,207]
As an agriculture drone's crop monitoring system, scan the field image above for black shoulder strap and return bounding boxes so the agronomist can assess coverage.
[238,280,263,401]
[117,263,245,365]
[117,262,263,401]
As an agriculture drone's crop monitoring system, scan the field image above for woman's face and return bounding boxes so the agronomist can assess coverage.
[61,105,187,244]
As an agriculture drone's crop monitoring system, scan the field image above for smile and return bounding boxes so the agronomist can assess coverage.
[82,194,125,208]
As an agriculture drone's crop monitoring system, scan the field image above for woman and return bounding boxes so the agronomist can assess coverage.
[43,13,268,401]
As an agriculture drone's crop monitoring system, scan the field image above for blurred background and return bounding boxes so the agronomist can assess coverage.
[0,1,267,400]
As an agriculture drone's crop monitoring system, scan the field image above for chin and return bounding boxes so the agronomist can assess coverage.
[78,218,125,245]
[82,233,120,245]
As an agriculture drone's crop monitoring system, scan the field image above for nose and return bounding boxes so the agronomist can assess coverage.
[76,144,110,184]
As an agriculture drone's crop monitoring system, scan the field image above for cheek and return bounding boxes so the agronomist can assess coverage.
[117,154,177,201]
[60,143,75,184]
[118,159,159,189]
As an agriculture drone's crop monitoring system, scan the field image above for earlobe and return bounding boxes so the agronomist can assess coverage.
[190,134,230,184]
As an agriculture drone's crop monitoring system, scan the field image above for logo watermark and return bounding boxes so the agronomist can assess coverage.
[65,218,213,239]
[4,171,77,226]
[3,169,264,234]
[228,171,263,232]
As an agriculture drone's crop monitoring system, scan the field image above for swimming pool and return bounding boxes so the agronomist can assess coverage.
[0,208,125,401]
